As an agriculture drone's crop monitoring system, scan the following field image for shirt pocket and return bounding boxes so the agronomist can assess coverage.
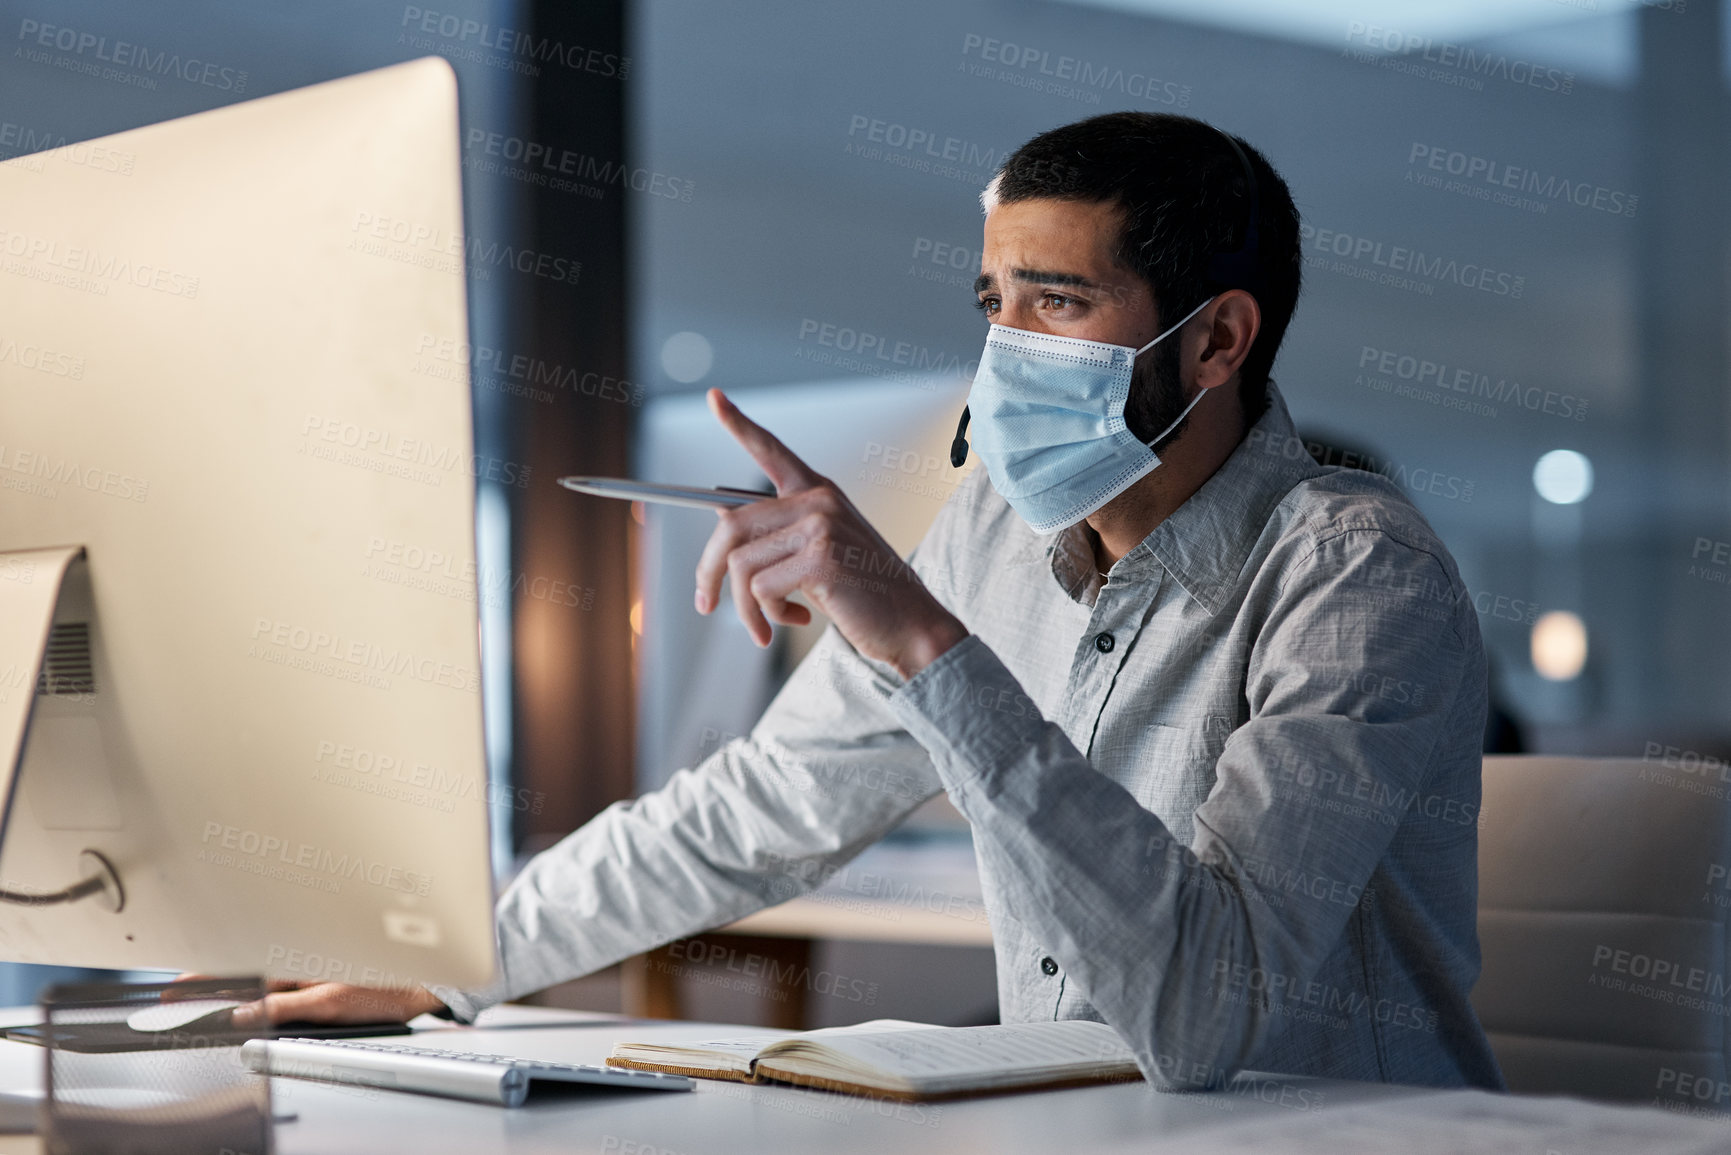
[1112,719,1231,843]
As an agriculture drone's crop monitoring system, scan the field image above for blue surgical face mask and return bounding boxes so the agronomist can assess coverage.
[965,295,1216,534]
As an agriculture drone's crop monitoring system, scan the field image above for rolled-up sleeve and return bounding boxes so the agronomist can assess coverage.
[886,526,1474,1089]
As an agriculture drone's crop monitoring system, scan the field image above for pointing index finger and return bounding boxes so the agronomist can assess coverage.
[708,388,819,494]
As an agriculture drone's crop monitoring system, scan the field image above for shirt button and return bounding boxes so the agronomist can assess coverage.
[1094,632,1115,654]
[1040,956,1059,976]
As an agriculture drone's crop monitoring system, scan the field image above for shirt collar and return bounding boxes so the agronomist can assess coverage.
[1046,382,1324,615]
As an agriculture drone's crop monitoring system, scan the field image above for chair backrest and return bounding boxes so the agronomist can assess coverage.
[1474,755,1731,1106]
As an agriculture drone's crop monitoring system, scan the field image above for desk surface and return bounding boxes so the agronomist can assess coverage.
[0,1005,1726,1154]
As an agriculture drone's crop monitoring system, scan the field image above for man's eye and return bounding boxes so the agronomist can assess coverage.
[1043,293,1077,311]
[973,297,998,316]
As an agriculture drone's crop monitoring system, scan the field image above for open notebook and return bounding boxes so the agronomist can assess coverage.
[606,1019,1143,1101]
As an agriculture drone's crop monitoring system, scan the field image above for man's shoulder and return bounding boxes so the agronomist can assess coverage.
[903,465,1027,607]
[1259,468,1480,646]
[1273,466,1456,571]
[921,464,1022,553]
[944,462,1009,518]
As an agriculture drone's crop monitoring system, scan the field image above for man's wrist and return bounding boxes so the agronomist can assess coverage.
[892,615,969,681]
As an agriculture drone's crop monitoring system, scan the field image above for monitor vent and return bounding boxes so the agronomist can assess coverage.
[38,622,95,696]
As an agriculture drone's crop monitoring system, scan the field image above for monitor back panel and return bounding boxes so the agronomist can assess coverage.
[0,58,497,990]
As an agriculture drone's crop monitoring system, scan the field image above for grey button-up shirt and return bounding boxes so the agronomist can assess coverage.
[437,383,1505,1093]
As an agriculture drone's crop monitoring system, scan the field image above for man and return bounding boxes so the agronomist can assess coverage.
[240,112,1504,1092]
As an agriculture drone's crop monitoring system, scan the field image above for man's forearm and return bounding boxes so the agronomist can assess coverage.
[448,685,942,1015]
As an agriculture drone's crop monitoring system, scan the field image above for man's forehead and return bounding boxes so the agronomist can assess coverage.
[985,196,1119,232]
[978,204,1139,293]
[981,198,1128,270]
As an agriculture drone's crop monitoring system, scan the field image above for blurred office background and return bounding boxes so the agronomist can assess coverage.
[0,0,1725,1025]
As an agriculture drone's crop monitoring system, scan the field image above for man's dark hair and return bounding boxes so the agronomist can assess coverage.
[986,112,1303,429]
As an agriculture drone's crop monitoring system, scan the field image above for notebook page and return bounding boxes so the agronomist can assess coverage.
[624,1020,938,1068]
[788,1020,1133,1079]
[671,1038,781,1062]
[672,1020,936,1059]
[800,1020,944,1040]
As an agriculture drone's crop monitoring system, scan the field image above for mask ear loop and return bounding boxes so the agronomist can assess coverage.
[1143,377,1213,450]
[1134,294,1218,450]
[1132,294,1215,356]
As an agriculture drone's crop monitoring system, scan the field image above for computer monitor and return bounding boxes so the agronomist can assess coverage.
[0,58,496,991]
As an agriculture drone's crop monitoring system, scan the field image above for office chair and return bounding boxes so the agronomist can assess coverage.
[1473,755,1731,1100]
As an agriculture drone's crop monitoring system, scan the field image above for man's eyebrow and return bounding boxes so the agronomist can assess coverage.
[972,269,1104,294]
[1012,268,1102,289]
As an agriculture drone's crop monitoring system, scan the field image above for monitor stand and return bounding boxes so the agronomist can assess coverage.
[6,976,412,1052]
[2,1018,412,1052]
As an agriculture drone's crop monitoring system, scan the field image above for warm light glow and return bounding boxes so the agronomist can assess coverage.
[1531,611,1588,681]
[629,599,643,636]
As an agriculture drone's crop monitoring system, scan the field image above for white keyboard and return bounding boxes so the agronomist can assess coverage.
[240,1037,693,1107]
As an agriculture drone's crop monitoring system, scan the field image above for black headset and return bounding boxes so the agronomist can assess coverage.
[949,126,1263,469]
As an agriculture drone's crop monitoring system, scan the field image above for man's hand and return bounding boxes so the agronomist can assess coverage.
[694,389,967,680]
[225,980,447,1028]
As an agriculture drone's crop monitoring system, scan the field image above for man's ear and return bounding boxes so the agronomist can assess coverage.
[1193,291,1261,390]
